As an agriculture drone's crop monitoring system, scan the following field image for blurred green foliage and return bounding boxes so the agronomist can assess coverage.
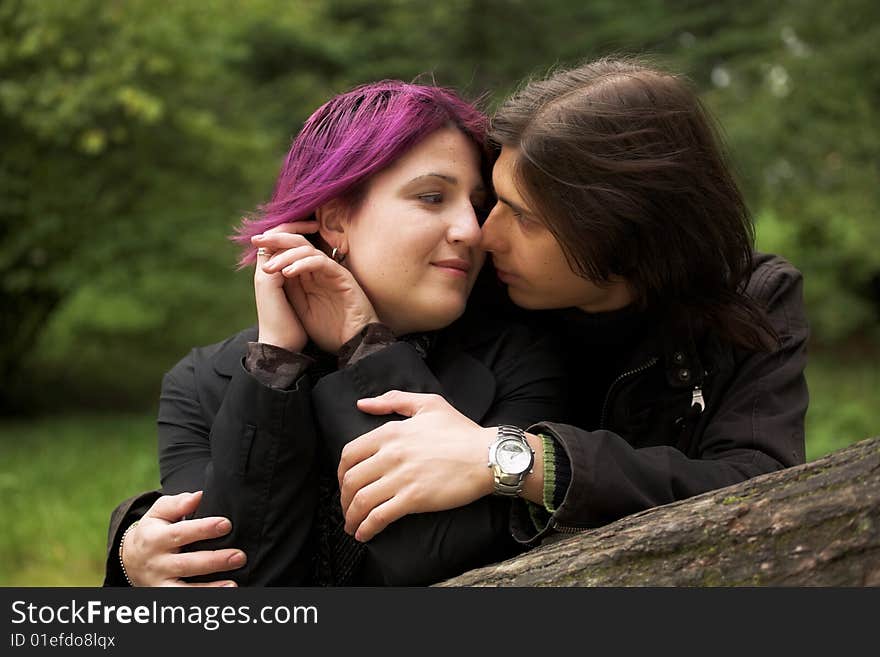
[1,0,878,419]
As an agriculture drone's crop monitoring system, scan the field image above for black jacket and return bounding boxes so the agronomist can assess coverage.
[104,318,567,586]
[512,252,809,542]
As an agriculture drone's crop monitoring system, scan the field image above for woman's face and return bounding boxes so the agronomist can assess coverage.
[481,146,633,312]
[340,127,487,335]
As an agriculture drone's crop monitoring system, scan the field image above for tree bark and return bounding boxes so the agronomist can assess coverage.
[439,436,880,587]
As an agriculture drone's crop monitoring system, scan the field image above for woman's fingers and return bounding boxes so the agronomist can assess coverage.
[283,274,308,311]
[255,243,271,265]
[261,245,320,274]
[251,228,316,254]
[280,253,337,278]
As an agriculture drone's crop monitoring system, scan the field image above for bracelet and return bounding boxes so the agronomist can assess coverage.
[118,520,139,586]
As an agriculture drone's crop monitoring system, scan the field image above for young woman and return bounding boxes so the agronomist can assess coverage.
[103,81,567,586]
[337,57,809,547]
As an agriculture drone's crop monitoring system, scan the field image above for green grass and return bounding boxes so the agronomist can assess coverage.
[0,413,158,586]
[0,350,875,586]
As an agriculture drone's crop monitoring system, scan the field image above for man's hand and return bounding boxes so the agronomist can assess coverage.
[122,492,246,587]
[338,391,497,542]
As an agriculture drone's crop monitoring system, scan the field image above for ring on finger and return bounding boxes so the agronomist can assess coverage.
[256,247,271,258]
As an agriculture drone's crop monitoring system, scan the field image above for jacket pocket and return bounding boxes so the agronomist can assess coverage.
[238,424,256,476]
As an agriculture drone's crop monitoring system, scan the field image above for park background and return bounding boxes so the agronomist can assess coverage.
[1,0,877,585]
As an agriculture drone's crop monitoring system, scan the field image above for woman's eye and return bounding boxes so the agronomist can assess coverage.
[418,193,443,204]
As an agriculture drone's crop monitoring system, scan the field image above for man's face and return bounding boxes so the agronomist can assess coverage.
[480,146,633,312]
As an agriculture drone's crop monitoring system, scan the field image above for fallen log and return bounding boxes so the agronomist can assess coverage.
[439,435,880,586]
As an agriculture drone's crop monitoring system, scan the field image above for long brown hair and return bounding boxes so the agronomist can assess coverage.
[490,57,777,351]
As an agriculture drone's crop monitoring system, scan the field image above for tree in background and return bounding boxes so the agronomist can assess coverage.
[686,0,880,345]
[0,0,339,410]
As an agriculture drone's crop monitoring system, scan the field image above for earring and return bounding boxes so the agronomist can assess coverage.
[331,247,346,263]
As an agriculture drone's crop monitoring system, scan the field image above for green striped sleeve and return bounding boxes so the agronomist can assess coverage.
[540,433,558,513]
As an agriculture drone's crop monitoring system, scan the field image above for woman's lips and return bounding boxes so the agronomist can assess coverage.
[432,258,470,278]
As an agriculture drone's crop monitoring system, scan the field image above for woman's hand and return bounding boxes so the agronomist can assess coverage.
[121,491,246,587]
[337,391,497,542]
[252,222,319,352]
[253,231,379,354]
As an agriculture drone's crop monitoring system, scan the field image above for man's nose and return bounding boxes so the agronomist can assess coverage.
[479,203,505,252]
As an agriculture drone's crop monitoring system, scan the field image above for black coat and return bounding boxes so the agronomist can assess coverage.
[104,317,568,586]
[511,252,810,542]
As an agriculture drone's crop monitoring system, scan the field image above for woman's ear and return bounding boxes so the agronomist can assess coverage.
[314,199,349,255]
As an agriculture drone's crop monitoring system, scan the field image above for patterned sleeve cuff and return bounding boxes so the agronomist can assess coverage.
[545,433,571,511]
[337,323,397,369]
[537,432,572,513]
[522,433,567,532]
[541,434,558,512]
[245,342,315,390]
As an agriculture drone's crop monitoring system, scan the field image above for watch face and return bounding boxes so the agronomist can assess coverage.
[497,439,531,473]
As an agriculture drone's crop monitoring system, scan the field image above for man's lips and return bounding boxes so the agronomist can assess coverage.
[432,258,471,276]
[494,266,518,284]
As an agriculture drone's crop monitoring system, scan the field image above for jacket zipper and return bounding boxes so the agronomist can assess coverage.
[553,359,703,537]
[599,356,660,429]
[691,385,705,413]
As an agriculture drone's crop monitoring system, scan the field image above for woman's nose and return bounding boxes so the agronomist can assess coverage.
[447,203,482,246]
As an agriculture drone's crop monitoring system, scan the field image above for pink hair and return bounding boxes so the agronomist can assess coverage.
[233,80,489,266]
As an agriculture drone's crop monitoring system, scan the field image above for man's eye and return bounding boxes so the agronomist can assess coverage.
[418,193,443,204]
[513,211,537,229]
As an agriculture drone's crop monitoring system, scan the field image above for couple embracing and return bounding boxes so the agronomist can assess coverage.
[106,57,808,587]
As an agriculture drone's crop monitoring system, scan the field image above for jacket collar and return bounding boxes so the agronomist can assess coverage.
[615,314,707,389]
[213,326,258,377]
[211,325,496,423]
[658,319,706,389]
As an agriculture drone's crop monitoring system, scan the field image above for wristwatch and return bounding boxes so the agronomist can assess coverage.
[488,425,535,496]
